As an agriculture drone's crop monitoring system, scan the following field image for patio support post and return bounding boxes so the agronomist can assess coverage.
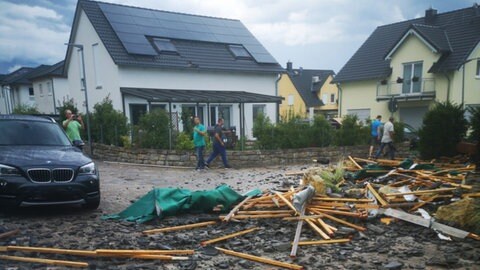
[168,101,173,150]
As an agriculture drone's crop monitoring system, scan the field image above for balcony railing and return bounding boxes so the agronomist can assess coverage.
[376,78,436,101]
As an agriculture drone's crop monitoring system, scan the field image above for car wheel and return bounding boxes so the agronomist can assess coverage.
[82,198,100,210]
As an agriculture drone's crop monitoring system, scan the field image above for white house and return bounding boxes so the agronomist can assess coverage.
[0,67,36,114]
[29,61,69,114]
[64,0,284,139]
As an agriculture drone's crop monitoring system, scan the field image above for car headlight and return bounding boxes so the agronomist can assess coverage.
[79,162,96,175]
[0,164,21,176]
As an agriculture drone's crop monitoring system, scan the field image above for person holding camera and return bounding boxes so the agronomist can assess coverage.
[63,109,85,149]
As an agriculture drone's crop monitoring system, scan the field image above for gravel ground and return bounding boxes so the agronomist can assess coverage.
[1,160,479,270]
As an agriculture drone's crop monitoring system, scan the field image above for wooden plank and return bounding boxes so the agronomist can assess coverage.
[316,218,334,236]
[274,191,299,214]
[305,219,330,240]
[0,254,88,268]
[216,247,303,270]
[223,195,254,222]
[290,207,305,258]
[311,197,374,203]
[237,210,294,215]
[384,188,456,197]
[95,249,195,256]
[297,239,351,246]
[132,254,189,260]
[143,221,216,235]
[310,208,364,218]
[366,183,388,206]
[0,229,20,240]
[219,214,292,219]
[201,227,259,246]
[309,209,366,231]
[6,246,96,257]
[348,156,363,169]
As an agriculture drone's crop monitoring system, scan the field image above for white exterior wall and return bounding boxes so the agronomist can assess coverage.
[66,10,120,115]
[0,84,35,113]
[33,77,69,114]
[120,67,278,138]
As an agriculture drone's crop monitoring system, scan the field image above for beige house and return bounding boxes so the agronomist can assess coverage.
[279,62,337,120]
[333,6,480,128]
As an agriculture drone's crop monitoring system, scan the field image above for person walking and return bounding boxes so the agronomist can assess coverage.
[369,115,382,158]
[193,117,207,170]
[205,118,231,169]
[375,116,395,160]
[63,109,85,149]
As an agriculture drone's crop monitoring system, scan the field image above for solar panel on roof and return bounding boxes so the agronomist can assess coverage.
[98,2,278,63]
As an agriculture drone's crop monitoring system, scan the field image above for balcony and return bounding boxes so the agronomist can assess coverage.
[376,78,436,101]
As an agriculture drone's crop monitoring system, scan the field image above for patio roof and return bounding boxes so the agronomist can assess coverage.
[120,87,283,104]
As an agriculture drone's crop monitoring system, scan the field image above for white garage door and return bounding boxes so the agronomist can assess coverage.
[400,106,428,129]
[347,109,371,123]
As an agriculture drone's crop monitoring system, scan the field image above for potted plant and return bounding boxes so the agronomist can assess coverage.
[380,79,388,85]
[396,77,403,83]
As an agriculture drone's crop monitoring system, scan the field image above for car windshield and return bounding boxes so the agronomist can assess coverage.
[0,120,72,146]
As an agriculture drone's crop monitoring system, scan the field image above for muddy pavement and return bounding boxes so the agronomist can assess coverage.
[1,161,479,269]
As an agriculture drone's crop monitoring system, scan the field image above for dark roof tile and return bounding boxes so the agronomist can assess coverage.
[288,69,335,107]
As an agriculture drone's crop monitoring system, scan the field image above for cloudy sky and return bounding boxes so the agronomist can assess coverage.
[0,0,477,74]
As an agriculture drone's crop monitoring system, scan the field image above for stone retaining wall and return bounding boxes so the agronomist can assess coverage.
[92,143,411,168]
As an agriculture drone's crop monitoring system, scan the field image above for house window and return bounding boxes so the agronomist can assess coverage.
[252,104,266,122]
[330,93,335,104]
[151,104,166,112]
[92,43,102,89]
[288,95,294,106]
[39,84,43,96]
[28,87,34,97]
[47,82,52,95]
[347,109,371,124]
[210,106,231,128]
[152,38,177,54]
[476,60,480,78]
[402,62,423,94]
[228,45,251,59]
[322,94,328,105]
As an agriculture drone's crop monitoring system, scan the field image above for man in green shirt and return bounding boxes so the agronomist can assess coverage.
[193,116,206,170]
[62,109,85,149]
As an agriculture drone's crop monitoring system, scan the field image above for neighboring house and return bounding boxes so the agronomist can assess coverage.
[333,5,480,129]
[29,61,69,114]
[64,0,283,139]
[0,67,36,114]
[279,62,337,120]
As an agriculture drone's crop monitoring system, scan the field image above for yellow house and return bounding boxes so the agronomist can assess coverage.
[333,6,480,129]
[279,62,338,120]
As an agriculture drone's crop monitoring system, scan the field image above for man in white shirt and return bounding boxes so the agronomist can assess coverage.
[375,116,395,160]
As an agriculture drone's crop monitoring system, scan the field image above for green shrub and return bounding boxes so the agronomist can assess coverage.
[12,104,40,115]
[176,132,194,150]
[468,106,480,142]
[90,96,129,146]
[418,101,468,159]
[275,116,311,149]
[393,121,405,143]
[307,115,334,147]
[135,109,170,149]
[252,113,277,149]
[335,114,366,146]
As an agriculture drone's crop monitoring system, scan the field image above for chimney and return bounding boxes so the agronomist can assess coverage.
[425,8,437,24]
[286,61,293,72]
[474,3,480,17]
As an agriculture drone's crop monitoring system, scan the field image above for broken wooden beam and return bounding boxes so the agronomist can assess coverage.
[305,219,330,240]
[309,209,366,231]
[219,214,292,219]
[0,254,88,268]
[384,187,456,197]
[296,239,351,246]
[215,247,303,270]
[95,249,195,256]
[223,195,254,222]
[142,221,216,235]
[366,183,388,206]
[201,227,260,246]
[0,229,20,240]
[6,246,96,257]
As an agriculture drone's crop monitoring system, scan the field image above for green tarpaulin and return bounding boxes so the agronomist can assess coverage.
[103,185,256,223]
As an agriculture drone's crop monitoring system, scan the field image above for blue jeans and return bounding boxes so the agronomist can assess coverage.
[195,145,205,169]
[375,142,395,160]
[206,142,229,167]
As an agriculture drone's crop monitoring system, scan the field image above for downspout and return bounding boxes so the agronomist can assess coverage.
[336,83,343,117]
[51,78,57,114]
[443,72,450,102]
[274,73,281,123]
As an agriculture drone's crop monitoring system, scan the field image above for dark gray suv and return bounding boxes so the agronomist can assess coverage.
[0,115,100,210]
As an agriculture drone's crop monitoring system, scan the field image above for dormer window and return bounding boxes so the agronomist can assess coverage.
[152,38,177,54]
[228,45,251,59]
